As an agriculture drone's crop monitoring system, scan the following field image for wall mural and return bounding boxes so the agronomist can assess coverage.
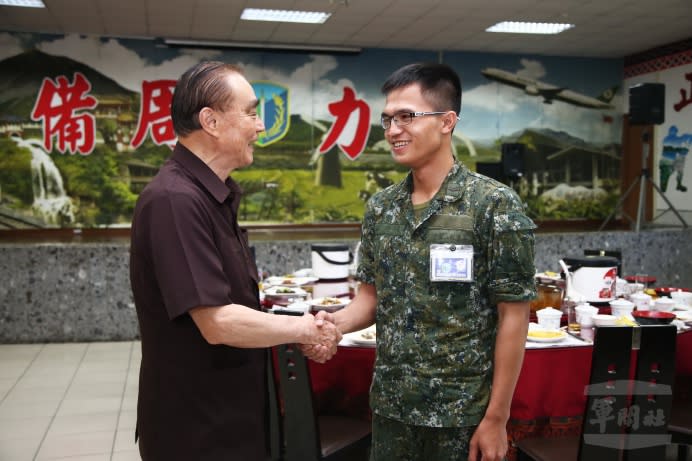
[624,60,692,224]
[0,32,623,229]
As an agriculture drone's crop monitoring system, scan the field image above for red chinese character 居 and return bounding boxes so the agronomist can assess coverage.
[30,72,98,155]
[318,86,371,160]
[131,79,177,148]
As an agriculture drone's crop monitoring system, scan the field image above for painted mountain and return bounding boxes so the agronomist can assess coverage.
[0,49,135,120]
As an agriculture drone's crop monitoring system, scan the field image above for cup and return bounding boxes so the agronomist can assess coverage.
[580,327,595,342]
[576,303,600,327]
[629,292,652,311]
[536,307,563,331]
[670,290,692,307]
[609,299,635,318]
[654,297,676,312]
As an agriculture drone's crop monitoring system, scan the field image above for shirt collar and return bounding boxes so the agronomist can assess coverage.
[395,159,468,203]
[170,142,237,204]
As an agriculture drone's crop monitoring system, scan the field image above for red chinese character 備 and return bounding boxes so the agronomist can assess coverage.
[131,79,177,148]
[318,87,371,160]
[30,72,98,155]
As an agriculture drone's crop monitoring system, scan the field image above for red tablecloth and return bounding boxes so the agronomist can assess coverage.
[306,330,692,458]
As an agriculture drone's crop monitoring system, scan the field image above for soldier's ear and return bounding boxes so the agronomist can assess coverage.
[441,111,456,134]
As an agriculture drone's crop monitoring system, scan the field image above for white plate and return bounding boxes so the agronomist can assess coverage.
[308,297,348,311]
[526,330,568,343]
[263,286,308,296]
[344,326,376,346]
[264,276,318,287]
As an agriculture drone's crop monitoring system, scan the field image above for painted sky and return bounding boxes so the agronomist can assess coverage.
[0,32,623,146]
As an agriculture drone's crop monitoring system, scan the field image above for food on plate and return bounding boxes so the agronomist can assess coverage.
[359,327,376,340]
[275,287,297,294]
[527,330,564,339]
[316,297,344,306]
[615,315,636,326]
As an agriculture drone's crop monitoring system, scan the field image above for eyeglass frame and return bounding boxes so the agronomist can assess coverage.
[380,111,457,130]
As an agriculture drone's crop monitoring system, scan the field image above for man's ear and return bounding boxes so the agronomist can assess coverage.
[198,107,217,135]
[441,111,457,134]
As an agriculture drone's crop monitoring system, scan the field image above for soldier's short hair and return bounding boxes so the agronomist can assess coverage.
[381,62,462,115]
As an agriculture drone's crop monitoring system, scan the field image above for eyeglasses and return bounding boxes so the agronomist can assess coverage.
[380,111,448,130]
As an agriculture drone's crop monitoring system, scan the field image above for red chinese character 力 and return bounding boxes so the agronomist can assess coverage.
[131,79,177,148]
[30,72,98,155]
[318,87,371,160]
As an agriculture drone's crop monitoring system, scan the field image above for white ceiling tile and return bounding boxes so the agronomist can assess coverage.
[0,0,687,58]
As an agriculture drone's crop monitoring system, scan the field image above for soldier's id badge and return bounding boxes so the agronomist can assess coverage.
[430,244,474,282]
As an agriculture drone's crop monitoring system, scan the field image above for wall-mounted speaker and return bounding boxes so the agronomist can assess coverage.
[501,143,525,179]
[629,83,665,125]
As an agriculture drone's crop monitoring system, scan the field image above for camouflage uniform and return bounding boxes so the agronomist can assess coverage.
[357,160,536,429]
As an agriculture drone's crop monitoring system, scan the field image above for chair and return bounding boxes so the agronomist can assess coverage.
[516,325,677,461]
[275,344,371,461]
[669,375,692,461]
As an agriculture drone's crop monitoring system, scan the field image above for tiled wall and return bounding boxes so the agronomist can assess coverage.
[1,228,691,343]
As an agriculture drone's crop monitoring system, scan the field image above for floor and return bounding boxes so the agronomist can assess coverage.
[0,341,140,461]
[1,341,689,461]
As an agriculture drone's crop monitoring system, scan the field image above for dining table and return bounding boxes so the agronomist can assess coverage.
[307,328,692,461]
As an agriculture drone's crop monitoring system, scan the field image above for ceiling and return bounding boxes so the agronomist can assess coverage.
[1,0,691,58]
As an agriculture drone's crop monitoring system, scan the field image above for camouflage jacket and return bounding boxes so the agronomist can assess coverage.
[357,160,537,427]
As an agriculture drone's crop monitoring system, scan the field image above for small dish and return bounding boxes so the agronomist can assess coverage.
[632,310,676,325]
[308,297,348,312]
[343,325,376,346]
[263,286,308,296]
[264,276,318,287]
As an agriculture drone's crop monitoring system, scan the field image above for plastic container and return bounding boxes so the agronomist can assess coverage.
[311,244,352,280]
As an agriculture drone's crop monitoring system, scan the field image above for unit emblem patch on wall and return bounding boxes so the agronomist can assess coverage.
[252,81,290,147]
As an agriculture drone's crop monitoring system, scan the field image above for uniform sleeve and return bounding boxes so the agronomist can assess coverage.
[145,190,231,320]
[482,190,537,305]
[356,199,378,286]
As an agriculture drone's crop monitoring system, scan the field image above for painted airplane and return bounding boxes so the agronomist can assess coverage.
[481,67,617,110]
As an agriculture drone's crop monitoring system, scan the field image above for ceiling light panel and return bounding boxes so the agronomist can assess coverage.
[240,8,331,24]
[0,0,45,6]
[486,21,574,34]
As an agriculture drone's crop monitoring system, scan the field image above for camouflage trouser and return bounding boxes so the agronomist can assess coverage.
[370,413,477,461]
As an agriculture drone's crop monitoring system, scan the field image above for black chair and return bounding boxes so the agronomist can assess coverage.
[275,344,371,461]
[669,374,692,461]
[516,325,678,461]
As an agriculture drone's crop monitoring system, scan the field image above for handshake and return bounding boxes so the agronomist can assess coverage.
[298,310,341,363]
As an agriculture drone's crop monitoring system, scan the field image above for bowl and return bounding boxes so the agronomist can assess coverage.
[592,314,617,327]
[632,310,676,326]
